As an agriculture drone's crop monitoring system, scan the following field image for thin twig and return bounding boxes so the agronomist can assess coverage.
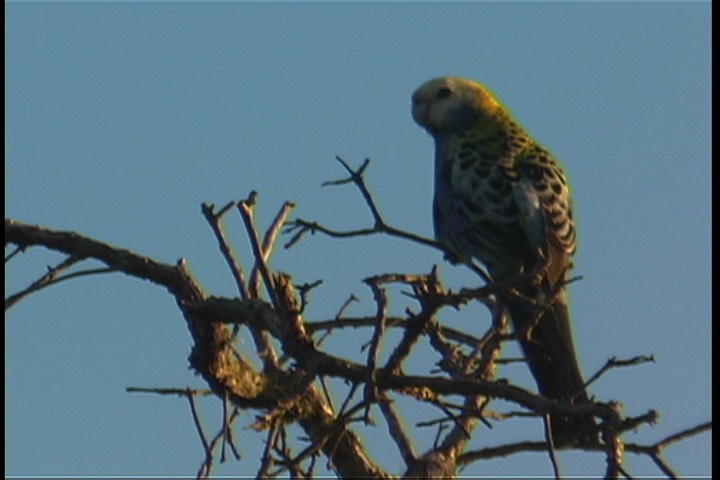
[457,419,710,471]
[619,410,659,434]
[257,418,279,480]
[5,244,25,263]
[319,375,335,415]
[618,464,635,479]
[283,158,445,255]
[186,388,213,479]
[363,278,387,422]
[284,220,379,248]
[338,383,360,417]
[5,255,84,310]
[201,201,250,300]
[211,404,242,463]
[221,391,229,462]
[380,273,442,375]
[249,200,295,297]
[377,392,416,467]
[295,279,323,315]
[649,453,677,479]
[655,421,712,449]
[584,355,655,392]
[543,414,561,480]
[306,315,483,347]
[203,200,279,371]
[315,294,360,347]
[196,404,244,470]
[426,400,472,440]
[329,157,383,226]
[126,386,214,396]
[336,294,360,318]
[238,199,280,310]
[432,422,448,450]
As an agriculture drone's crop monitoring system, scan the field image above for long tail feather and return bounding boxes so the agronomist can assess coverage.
[505,296,597,446]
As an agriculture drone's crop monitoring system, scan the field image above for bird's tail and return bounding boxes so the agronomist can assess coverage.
[505,296,598,446]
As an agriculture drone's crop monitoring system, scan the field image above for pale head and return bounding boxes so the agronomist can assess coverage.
[411,76,502,136]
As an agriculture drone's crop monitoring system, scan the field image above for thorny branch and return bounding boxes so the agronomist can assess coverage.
[5,158,710,478]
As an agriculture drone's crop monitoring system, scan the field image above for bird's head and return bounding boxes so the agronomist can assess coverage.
[411,76,503,136]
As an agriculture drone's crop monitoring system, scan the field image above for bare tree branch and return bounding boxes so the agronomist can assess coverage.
[5,255,84,310]
[6,159,710,479]
[377,392,417,467]
[201,200,250,300]
[238,196,280,310]
[283,157,443,255]
[249,200,295,296]
[584,355,656,391]
[186,388,214,480]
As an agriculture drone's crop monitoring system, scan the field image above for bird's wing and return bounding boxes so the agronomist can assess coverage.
[511,144,576,286]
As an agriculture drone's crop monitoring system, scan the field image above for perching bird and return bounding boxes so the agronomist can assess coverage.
[411,76,597,446]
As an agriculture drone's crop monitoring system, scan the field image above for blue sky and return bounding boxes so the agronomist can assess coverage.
[6,2,711,478]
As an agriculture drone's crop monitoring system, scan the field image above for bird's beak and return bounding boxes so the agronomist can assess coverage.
[412,104,429,127]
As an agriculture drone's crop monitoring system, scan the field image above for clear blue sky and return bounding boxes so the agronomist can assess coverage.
[6,2,711,478]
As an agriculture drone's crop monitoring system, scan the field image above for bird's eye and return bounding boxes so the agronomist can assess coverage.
[437,87,452,99]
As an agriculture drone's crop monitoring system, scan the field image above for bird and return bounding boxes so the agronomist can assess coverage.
[411,76,597,446]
